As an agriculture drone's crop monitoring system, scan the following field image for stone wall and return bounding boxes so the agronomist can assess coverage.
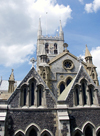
[69,108,100,132]
[6,109,57,136]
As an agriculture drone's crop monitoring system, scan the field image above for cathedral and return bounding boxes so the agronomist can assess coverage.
[0,19,100,136]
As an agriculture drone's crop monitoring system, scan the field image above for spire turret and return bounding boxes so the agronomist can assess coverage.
[85,45,92,64]
[8,69,15,93]
[59,20,64,40]
[85,45,99,86]
[37,18,42,38]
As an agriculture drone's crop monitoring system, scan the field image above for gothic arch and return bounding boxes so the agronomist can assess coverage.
[96,127,100,136]
[20,84,28,107]
[82,121,96,136]
[72,128,82,136]
[28,77,37,84]
[20,83,28,89]
[40,129,53,136]
[57,80,65,95]
[37,84,44,107]
[65,75,73,86]
[79,77,88,84]
[25,123,41,136]
[14,130,25,136]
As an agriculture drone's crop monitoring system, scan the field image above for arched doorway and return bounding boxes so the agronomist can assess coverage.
[85,126,92,136]
[29,128,37,136]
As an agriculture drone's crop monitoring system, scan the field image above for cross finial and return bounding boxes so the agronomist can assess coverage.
[30,58,36,68]
[12,69,14,72]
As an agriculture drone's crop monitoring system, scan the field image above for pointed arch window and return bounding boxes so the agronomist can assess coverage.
[66,78,71,86]
[85,126,92,136]
[31,82,34,105]
[45,43,49,53]
[37,88,42,106]
[82,83,86,105]
[23,88,27,106]
[75,88,79,106]
[60,83,65,94]
[89,88,93,105]
[54,43,58,54]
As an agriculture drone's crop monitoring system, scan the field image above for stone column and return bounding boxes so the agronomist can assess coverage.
[34,86,37,106]
[87,88,90,105]
[79,89,83,106]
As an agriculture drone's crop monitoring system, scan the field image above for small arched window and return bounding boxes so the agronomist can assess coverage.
[54,43,58,54]
[43,73,45,79]
[23,88,27,106]
[45,43,49,53]
[82,83,86,105]
[89,88,93,105]
[75,88,79,106]
[85,126,92,136]
[31,82,34,105]
[60,83,65,94]
[92,73,95,79]
[37,88,42,106]
[66,78,71,86]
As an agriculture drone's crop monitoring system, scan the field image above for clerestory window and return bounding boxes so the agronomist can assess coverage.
[60,83,65,94]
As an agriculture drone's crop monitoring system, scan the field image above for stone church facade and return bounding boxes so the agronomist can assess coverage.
[0,19,100,136]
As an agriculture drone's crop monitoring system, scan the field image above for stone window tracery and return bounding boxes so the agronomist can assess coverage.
[63,60,74,70]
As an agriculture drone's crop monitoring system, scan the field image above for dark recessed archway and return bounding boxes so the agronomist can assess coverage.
[29,128,37,136]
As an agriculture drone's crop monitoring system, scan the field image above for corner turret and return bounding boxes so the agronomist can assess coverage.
[85,45,99,86]
[38,48,50,87]
[8,69,15,93]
